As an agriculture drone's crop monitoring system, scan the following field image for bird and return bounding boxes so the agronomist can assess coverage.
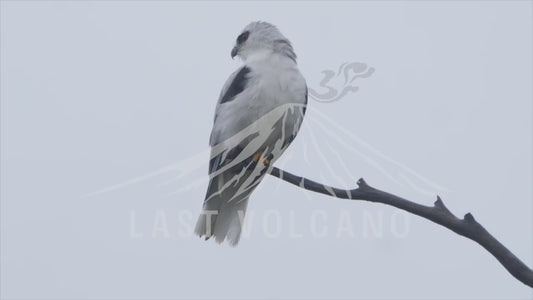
[194,21,308,246]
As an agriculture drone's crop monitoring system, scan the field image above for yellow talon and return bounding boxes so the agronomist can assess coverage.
[252,151,263,162]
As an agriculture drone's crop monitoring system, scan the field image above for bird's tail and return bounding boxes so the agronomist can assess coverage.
[196,148,262,246]
[195,197,249,246]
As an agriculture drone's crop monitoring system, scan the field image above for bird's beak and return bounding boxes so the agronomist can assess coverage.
[231,46,239,59]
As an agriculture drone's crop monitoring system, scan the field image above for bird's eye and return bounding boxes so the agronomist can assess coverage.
[237,31,250,44]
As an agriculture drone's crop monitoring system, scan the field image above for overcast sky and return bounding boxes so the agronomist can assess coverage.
[1,1,532,299]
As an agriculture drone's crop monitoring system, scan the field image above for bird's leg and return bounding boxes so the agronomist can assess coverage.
[263,153,273,166]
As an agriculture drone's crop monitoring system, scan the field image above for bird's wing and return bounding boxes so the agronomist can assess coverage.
[207,65,253,174]
[206,62,308,196]
[203,65,255,208]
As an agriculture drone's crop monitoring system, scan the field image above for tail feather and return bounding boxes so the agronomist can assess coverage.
[214,197,249,245]
[195,197,249,246]
[196,157,256,245]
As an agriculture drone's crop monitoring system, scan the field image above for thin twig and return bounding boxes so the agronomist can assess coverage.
[269,166,533,288]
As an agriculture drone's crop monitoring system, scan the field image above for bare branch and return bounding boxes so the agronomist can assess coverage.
[269,166,533,288]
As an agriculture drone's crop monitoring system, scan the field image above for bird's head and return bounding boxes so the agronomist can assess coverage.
[231,21,296,63]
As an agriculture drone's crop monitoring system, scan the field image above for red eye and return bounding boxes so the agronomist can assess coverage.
[237,31,250,44]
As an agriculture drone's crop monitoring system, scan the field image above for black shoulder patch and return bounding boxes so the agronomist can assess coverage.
[303,86,308,115]
[220,67,250,104]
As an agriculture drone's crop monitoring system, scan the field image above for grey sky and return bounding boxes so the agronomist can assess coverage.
[1,1,532,299]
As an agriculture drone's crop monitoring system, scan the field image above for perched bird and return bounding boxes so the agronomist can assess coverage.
[195,21,308,245]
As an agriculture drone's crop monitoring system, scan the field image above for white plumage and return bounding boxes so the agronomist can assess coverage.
[195,21,307,245]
